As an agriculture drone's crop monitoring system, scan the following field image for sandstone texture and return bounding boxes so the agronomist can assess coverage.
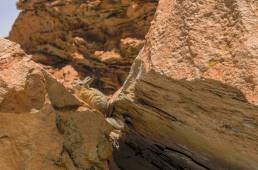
[0,38,113,170]
[111,0,258,169]
[9,0,158,94]
[6,0,258,170]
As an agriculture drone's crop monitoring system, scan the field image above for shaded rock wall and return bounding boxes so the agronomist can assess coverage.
[111,0,258,169]
[9,0,158,94]
[6,0,258,169]
[0,38,113,170]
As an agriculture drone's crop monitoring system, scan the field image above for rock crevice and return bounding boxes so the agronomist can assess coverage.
[4,0,258,169]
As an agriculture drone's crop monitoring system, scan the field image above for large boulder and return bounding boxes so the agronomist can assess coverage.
[9,0,158,94]
[0,38,112,170]
[111,0,258,169]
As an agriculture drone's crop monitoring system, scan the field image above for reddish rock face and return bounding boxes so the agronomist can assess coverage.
[0,38,112,170]
[111,0,258,169]
[0,39,46,113]
[9,0,158,94]
[5,0,258,170]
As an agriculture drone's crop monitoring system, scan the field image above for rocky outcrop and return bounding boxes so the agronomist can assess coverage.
[6,0,258,169]
[9,0,158,94]
[0,38,113,170]
[111,0,258,169]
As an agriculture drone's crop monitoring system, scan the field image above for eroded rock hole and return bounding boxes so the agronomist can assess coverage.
[9,0,159,95]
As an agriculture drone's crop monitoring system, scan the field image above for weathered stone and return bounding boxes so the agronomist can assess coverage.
[56,108,113,170]
[52,65,80,89]
[10,0,158,94]
[5,0,258,169]
[0,39,46,113]
[111,0,258,169]
[0,38,112,170]
[43,70,83,109]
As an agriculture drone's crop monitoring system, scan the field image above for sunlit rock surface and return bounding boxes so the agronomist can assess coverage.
[111,0,258,169]
[0,38,112,170]
[9,0,158,94]
[6,0,258,169]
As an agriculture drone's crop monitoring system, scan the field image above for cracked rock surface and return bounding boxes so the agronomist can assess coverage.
[111,0,258,169]
[0,38,112,170]
[9,0,158,94]
[3,0,258,169]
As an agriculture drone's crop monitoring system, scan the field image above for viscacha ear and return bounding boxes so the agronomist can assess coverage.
[84,76,94,86]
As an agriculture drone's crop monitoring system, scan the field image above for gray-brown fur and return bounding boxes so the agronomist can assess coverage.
[75,76,112,116]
